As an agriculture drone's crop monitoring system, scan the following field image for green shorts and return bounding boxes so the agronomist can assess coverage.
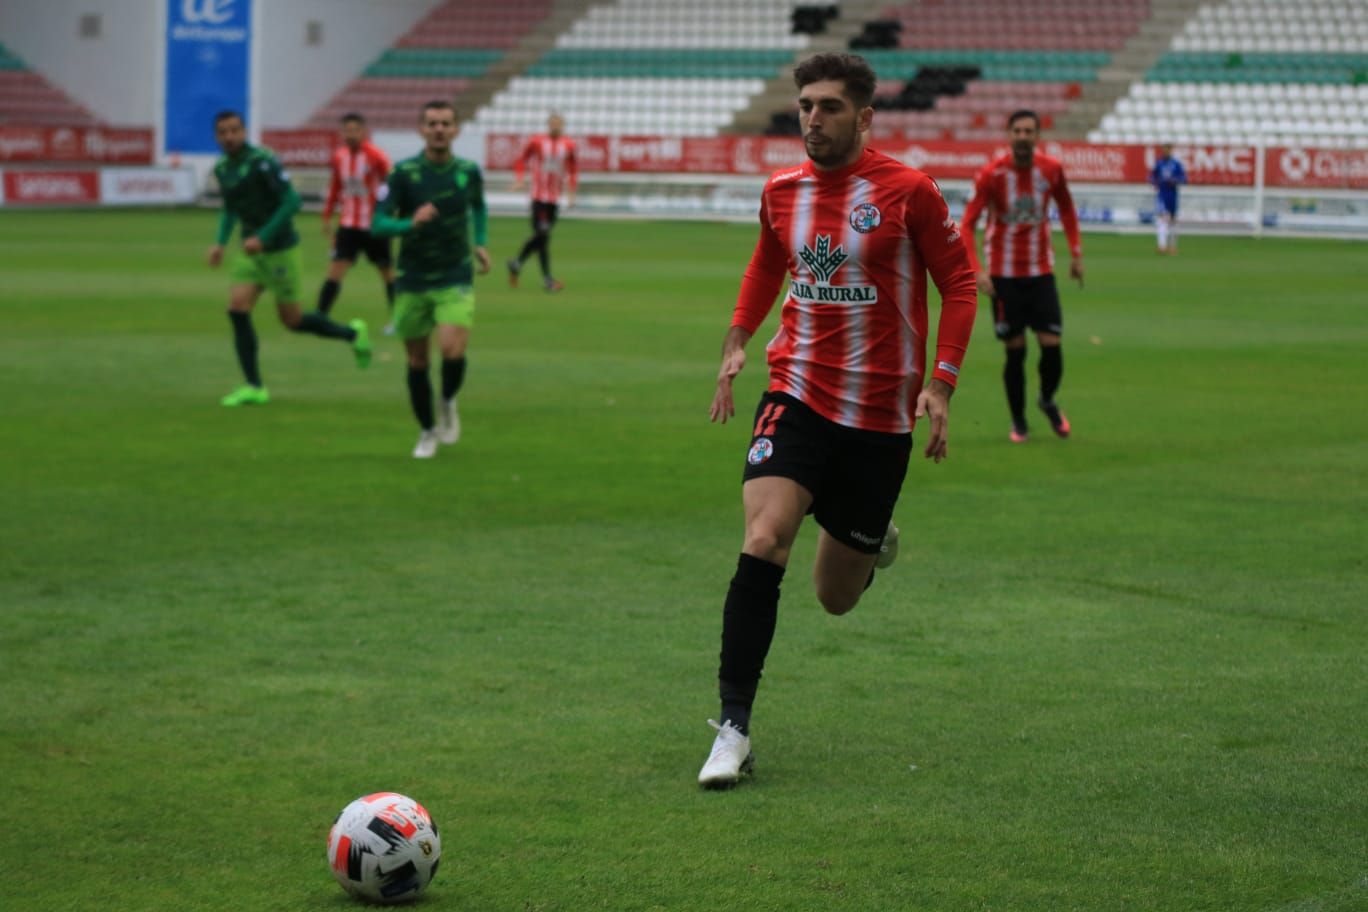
[229,246,302,304]
[393,285,475,339]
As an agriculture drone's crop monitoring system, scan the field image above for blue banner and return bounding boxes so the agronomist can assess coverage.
[164,0,251,155]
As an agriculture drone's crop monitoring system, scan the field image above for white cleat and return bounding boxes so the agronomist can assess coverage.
[698,719,754,789]
[412,429,439,459]
[875,519,899,569]
[437,397,461,445]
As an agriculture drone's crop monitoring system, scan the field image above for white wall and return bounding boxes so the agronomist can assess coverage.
[0,0,159,125]
[256,0,442,128]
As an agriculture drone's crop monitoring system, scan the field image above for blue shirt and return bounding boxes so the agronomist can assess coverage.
[1150,156,1187,213]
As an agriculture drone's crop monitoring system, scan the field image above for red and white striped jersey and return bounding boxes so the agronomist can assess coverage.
[323,141,391,230]
[961,151,1081,278]
[515,134,578,205]
[731,147,978,434]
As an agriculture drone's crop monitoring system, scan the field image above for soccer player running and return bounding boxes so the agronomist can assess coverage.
[698,53,978,789]
[318,113,398,331]
[207,111,371,407]
[506,113,577,293]
[961,110,1083,444]
[1150,143,1187,255]
[371,101,490,459]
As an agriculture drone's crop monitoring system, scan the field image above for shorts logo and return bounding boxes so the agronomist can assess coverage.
[849,203,882,233]
[747,437,774,465]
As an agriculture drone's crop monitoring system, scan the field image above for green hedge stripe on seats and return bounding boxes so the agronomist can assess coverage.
[859,49,1108,82]
[526,48,793,79]
[363,49,503,78]
[1148,51,1368,83]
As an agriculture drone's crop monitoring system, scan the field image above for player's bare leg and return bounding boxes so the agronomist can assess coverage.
[813,529,881,616]
[223,283,268,405]
[405,336,438,457]
[1035,330,1069,437]
[700,476,811,789]
[435,324,469,445]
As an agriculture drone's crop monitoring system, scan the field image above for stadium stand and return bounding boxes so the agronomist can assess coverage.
[823,1,1151,141]
[0,41,97,125]
[1090,0,1368,147]
[472,0,816,137]
[305,0,556,129]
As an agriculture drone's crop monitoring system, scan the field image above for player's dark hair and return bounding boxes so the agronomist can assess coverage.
[421,99,456,121]
[793,53,876,110]
[214,109,242,126]
[341,112,365,125]
[1007,109,1040,130]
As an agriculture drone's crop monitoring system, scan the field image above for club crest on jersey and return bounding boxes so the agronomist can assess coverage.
[849,203,882,234]
[747,437,774,465]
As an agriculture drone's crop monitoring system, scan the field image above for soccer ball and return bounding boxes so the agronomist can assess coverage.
[327,792,441,903]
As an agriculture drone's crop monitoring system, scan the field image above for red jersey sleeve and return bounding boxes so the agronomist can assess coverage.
[731,193,788,334]
[565,140,579,193]
[371,144,392,178]
[908,176,978,388]
[514,138,536,182]
[1051,166,1082,259]
[959,166,991,273]
[323,150,342,220]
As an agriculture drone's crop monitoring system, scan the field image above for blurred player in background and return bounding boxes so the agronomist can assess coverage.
[318,113,397,332]
[698,53,977,789]
[372,101,489,459]
[207,110,370,407]
[1150,144,1187,255]
[961,109,1082,443]
[507,112,577,293]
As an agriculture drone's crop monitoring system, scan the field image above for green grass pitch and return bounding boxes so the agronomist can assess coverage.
[2,209,1366,911]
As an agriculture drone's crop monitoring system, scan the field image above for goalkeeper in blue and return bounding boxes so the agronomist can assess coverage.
[1150,144,1187,256]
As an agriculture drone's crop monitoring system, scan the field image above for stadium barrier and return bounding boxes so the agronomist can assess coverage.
[0,166,196,206]
[0,125,154,164]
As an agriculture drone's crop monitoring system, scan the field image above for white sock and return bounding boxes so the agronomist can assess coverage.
[1168,219,1178,251]
[1157,217,1169,250]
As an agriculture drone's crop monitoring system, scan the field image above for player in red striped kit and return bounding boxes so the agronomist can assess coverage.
[961,109,1083,443]
[506,113,577,293]
[317,113,397,329]
[697,53,978,788]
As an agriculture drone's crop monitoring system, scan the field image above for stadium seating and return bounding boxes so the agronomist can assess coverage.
[1090,0,1368,147]
[827,2,1146,140]
[0,41,97,125]
[472,0,813,137]
[306,0,554,129]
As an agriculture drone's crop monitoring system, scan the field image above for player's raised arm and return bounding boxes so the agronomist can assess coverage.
[370,172,414,237]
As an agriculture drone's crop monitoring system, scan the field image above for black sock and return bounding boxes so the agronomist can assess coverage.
[441,357,466,401]
[385,281,395,312]
[317,279,340,315]
[517,235,540,264]
[718,553,785,735]
[295,310,356,341]
[1004,346,1027,428]
[537,236,552,280]
[1039,345,1063,404]
[407,367,434,430]
[228,311,261,387]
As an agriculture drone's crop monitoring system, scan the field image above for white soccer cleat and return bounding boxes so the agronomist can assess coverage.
[698,719,754,789]
[437,397,461,445]
[875,519,899,569]
[412,429,439,459]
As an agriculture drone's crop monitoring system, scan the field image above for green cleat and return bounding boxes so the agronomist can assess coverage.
[350,318,372,369]
[221,385,269,407]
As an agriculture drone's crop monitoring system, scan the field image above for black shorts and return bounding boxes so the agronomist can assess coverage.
[332,227,392,266]
[741,391,911,555]
[989,274,1062,340]
[532,201,559,233]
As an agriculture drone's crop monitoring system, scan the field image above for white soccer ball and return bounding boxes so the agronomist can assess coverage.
[327,792,441,903]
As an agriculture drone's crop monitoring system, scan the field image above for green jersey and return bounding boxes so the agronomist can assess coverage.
[213,144,300,252]
[372,153,488,292]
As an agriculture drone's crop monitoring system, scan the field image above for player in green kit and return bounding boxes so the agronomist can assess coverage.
[207,110,371,407]
[372,100,490,458]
